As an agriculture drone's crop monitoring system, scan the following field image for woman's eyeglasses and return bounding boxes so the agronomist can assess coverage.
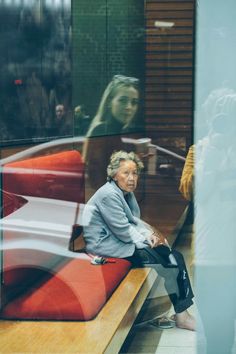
[112,75,139,86]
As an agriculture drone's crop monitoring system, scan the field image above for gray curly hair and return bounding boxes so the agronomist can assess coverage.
[107,150,144,181]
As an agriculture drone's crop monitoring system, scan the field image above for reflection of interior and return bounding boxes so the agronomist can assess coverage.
[0,1,194,353]
[0,138,188,352]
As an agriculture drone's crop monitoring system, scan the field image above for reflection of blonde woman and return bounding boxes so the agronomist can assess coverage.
[83,75,140,194]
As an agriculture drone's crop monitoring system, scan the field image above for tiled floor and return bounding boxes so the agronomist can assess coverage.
[155,229,196,354]
[120,223,236,354]
[154,304,196,354]
[120,300,197,354]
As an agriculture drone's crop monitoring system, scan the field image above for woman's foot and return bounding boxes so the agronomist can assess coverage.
[175,310,196,331]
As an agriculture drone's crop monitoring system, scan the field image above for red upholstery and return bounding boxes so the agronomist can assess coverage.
[2,249,67,288]
[1,150,131,321]
[1,257,131,320]
[2,192,28,218]
[2,150,85,203]
[1,150,85,301]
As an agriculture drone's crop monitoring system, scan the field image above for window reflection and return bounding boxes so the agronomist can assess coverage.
[0,0,72,143]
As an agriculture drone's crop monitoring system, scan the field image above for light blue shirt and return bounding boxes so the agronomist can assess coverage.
[83,180,147,258]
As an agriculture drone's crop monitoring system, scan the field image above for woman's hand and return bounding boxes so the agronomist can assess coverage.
[146,233,159,248]
[147,231,169,248]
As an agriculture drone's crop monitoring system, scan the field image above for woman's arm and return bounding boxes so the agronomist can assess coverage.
[99,194,147,244]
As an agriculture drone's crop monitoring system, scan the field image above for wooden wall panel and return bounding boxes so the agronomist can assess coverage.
[145,0,195,153]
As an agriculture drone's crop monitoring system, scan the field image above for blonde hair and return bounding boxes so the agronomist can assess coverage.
[107,150,144,181]
[87,75,140,136]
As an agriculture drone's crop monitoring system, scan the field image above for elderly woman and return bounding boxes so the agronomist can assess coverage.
[83,151,195,331]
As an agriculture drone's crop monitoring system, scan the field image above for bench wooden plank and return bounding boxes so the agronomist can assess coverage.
[0,268,157,354]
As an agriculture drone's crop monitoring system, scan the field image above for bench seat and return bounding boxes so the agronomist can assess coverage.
[0,268,157,354]
[1,254,131,321]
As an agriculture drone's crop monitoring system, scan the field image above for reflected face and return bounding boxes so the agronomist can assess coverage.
[55,105,65,120]
[114,160,138,193]
[111,86,139,126]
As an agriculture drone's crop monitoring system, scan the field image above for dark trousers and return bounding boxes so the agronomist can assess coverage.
[125,246,194,313]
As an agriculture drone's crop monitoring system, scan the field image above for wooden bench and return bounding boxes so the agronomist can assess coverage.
[0,268,157,354]
[0,145,156,353]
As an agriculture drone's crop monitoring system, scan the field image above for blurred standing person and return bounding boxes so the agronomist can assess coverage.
[74,105,91,136]
[195,89,236,354]
[53,104,73,137]
[55,104,65,121]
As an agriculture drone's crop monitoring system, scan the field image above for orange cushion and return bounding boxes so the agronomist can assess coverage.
[1,150,85,292]
[1,257,131,320]
[2,249,66,288]
[3,150,85,202]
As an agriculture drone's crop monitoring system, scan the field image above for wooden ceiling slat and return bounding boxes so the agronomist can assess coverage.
[146,28,193,35]
[147,3,194,11]
[145,0,195,149]
[146,11,194,19]
[146,70,192,76]
[146,63,193,70]
[146,93,192,100]
[146,37,193,44]
[146,102,192,109]
[145,87,193,91]
[146,19,193,26]
[146,110,192,114]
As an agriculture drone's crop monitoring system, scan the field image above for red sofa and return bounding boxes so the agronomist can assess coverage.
[0,150,131,320]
